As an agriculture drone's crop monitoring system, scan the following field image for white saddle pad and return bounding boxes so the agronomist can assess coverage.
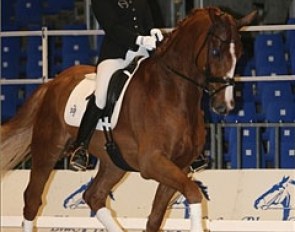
[64,57,146,130]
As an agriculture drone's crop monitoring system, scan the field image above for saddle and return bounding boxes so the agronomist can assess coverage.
[102,56,142,118]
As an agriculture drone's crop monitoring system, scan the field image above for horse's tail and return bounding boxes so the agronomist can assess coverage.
[0,83,50,175]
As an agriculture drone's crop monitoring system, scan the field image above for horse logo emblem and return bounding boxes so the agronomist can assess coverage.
[254,176,295,220]
[170,180,209,219]
[63,178,115,216]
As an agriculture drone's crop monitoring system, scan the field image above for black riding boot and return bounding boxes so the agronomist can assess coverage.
[69,95,102,171]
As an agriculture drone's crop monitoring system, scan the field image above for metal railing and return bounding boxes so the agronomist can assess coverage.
[206,123,295,169]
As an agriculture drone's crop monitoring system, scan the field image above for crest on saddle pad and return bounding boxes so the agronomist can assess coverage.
[64,57,146,130]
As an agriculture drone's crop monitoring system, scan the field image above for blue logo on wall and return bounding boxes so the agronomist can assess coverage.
[170,180,209,219]
[63,178,114,217]
[254,176,295,221]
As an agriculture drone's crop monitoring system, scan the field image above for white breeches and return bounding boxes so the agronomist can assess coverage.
[94,47,149,108]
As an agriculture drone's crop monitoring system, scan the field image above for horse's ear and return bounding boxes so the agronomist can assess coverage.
[237,10,258,28]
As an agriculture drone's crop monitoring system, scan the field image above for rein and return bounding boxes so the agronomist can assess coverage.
[161,60,235,97]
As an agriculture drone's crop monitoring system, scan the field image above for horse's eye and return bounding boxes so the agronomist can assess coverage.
[212,48,220,57]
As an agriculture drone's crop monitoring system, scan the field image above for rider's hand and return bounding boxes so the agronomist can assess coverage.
[136,35,157,51]
[150,28,164,42]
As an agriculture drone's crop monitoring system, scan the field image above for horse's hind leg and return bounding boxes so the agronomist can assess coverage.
[83,159,125,232]
[146,183,177,232]
[23,125,68,231]
[23,163,55,231]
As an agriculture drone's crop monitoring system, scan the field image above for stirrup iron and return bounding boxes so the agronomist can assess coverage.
[69,146,90,171]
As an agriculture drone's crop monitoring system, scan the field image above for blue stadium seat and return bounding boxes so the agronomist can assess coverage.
[225,102,258,124]
[223,102,259,168]
[15,0,42,28]
[226,127,259,168]
[24,84,40,99]
[1,37,21,79]
[261,100,295,168]
[48,37,62,77]
[289,48,295,75]
[280,127,295,168]
[234,82,255,103]
[43,0,62,15]
[1,85,20,121]
[61,25,94,69]
[258,82,294,116]
[285,18,295,53]
[61,55,92,70]
[1,0,16,29]
[264,100,295,123]
[254,34,288,76]
[255,34,285,51]
[59,0,75,11]
[25,37,43,78]
[242,58,256,76]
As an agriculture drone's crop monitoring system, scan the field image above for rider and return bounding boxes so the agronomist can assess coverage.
[69,0,164,171]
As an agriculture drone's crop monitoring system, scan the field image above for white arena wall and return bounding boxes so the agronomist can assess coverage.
[1,170,295,231]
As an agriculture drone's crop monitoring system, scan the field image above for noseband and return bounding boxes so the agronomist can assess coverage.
[162,13,236,97]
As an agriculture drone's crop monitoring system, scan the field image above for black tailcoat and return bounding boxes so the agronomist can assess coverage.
[91,0,155,61]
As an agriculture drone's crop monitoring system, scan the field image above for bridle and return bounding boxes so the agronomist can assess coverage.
[161,12,237,97]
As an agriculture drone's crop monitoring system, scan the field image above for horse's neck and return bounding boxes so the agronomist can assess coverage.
[157,24,207,86]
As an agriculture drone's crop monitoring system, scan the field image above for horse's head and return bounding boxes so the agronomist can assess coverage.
[156,8,256,115]
[199,8,257,115]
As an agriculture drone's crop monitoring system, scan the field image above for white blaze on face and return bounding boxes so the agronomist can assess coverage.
[224,42,236,110]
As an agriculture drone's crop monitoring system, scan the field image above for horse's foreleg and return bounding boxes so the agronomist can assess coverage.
[140,153,204,232]
[146,184,176,232]
[83,160,125,232]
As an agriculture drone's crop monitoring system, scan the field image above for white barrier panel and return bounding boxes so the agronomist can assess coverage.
[1,170,295,219]
[1,216,295,232]
[1,170,295,231]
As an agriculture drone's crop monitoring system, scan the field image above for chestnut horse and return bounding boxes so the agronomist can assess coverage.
[1,8,256,232]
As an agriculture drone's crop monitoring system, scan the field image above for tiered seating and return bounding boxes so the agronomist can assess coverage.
[1,0,16,29]
[262,101,295,168]
[224,102,259,168]
[1,37,22,121]
[218,30,295,169]
[14,0,42,28]
[257,82,294,119]
[1,37,21,79]
[23,36,42,98]
[254,33,288,76]
[286,18,295,89]
[1,86,20,122]
[61,24,94,70]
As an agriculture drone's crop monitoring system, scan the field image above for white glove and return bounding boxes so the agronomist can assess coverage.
[136,35,157,51]
[150,28,164,42]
